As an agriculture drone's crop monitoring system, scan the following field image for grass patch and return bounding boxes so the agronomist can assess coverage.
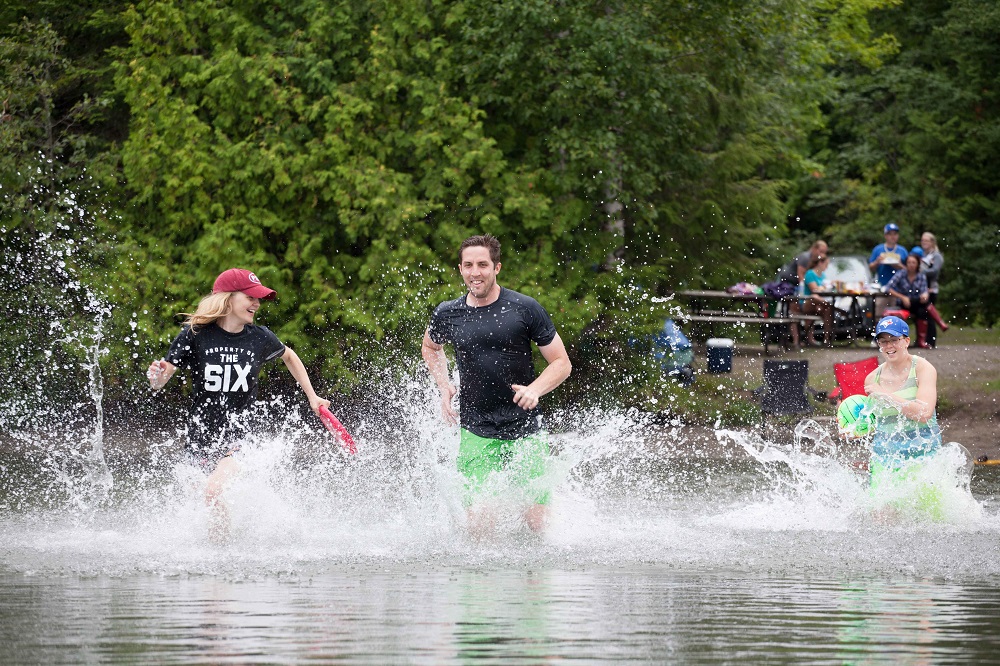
[566,334,836,429]
[942,326,1000,346]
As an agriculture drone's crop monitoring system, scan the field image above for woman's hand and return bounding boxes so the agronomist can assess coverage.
[147,359,176,390]
[308,395,331,416]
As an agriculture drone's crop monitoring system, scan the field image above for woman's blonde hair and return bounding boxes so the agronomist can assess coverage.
[922,231,938,251]
[180,292,234,331]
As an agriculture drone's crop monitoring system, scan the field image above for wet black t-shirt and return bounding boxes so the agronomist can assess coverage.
[166,323,285,451]
[428,287,557,439]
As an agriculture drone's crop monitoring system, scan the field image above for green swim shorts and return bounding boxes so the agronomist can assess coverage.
[457,429,551,506]
[869,456,944,521]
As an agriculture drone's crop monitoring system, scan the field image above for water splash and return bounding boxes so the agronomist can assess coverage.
[73,304,114,503]
[714,419,984,530]
[0,221,113,515]
[2,385,998,579]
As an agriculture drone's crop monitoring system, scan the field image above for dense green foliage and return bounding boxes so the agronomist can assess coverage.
[2,0,998,404]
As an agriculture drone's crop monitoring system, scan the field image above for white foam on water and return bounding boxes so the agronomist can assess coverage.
[707,424,988,531]
[3,375,1000,581]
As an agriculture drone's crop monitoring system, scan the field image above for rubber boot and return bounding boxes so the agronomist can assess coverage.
[915,319,932,349]
[926,303,949,331]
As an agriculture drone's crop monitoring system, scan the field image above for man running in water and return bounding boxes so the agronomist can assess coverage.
[421,234,572,534]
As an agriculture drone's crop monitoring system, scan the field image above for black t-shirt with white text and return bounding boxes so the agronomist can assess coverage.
[428,287,557,439]
[166,323,285,451]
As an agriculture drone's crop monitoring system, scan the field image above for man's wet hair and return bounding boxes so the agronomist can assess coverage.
[459,234,501,265]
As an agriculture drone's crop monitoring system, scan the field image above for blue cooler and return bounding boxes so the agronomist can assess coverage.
[706,338,734,373]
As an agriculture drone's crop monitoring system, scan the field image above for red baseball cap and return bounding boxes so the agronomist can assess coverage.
[212,268,277,300]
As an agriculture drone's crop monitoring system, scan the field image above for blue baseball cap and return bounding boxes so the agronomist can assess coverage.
[875,316,909,338]
[884,223,900,233]
[910,246,924,258]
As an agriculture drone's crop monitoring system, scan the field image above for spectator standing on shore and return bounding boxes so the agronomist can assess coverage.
[869,223,908,318]
[919,232,948,347]
[869,223,908,287]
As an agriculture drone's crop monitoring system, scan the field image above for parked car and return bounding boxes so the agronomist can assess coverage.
[825,254,874,289]
[818,255,877,340]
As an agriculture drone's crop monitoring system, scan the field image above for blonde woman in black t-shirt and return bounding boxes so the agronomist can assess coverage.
[147,268,329,541]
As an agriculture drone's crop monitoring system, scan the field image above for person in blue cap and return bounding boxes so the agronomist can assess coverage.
[863,315,943,519]
[868,223,908,288]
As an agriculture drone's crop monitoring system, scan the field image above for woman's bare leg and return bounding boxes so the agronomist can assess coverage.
[205,456,239,543]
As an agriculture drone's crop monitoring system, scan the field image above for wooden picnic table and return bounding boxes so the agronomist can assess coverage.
[803,289,897,342]
[673,290,819,353]
[674,289,896,350]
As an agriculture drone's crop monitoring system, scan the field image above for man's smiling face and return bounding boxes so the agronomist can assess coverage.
[459,246,500,300]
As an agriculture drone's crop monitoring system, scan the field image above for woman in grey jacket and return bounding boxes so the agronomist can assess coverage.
[919,232,949,345]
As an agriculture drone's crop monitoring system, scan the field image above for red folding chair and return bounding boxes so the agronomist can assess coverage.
[882,308,910,320]
[828,356,879,404]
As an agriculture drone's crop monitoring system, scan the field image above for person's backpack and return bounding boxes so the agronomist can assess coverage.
[762,280,795,299]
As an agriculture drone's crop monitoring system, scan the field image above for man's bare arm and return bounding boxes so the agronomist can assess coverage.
[422,329,458,424]
[511,334,572,410]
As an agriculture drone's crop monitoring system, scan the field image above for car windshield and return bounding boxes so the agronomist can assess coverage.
[826,256,871,284]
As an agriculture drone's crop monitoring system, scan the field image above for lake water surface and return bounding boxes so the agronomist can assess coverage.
[3,409,1000,664]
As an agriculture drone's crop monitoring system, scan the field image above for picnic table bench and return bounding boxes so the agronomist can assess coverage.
[673,290,822,353]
